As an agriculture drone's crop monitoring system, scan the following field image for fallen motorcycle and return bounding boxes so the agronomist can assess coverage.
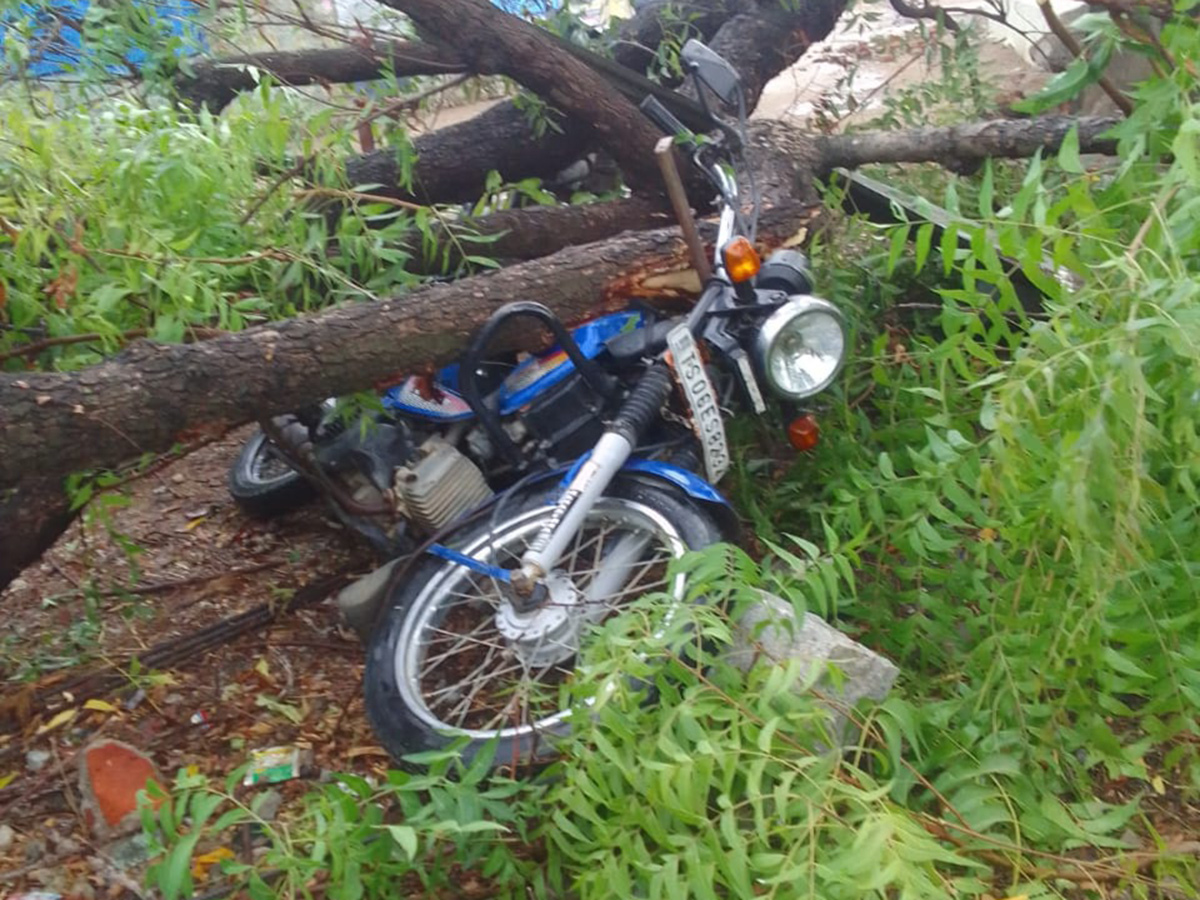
[228,39,848,766]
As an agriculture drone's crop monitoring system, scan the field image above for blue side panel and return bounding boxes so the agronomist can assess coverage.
[497,311,643,415]
[381,378,475,422]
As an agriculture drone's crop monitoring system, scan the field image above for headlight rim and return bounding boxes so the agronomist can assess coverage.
[754,295,847,400]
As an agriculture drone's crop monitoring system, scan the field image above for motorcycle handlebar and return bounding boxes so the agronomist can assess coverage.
[639,95,692,141]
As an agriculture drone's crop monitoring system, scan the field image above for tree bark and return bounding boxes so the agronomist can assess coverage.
[337,0,850,207]
[174,42,466,111]
[0,478,76,591]
[703,0,850,111]
[611,0,745,74]
[813,115,1121,172]
[345,101,593,205]
[422,197,675,267]
[378,0,666,195]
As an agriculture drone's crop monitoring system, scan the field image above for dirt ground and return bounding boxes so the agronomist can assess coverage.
[0,429,391,897]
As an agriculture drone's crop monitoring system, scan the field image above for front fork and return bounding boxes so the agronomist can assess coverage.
[509,363,675,605]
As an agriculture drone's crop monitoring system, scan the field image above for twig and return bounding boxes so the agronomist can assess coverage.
[239,152,318,227]
[94,248,296,266]
[889,0,961,32]
[1127,183,1180,258]
[1038,0,1135,116]
[0,571,357,746]
[293,188,424,211]
[101,559,288,598]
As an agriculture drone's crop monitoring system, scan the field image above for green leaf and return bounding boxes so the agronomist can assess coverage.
[158,831,202,900]
[914,222,934,274]
[1014,40,1114,115]
[977,163,994,218]
[387,824,418,861]
[878,452,897,480]
[1101,646,1152,680]
[1058,125,1084,174]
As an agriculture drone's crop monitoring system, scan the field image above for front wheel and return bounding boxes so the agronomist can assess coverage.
[364,479,722,768]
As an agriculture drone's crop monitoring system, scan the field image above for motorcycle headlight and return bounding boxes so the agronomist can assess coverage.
[754,296,847,400]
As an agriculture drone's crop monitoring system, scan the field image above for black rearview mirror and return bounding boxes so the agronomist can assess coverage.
[681,39,741,108]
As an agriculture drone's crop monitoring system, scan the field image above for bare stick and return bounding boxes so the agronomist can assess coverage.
[655,137,712,283]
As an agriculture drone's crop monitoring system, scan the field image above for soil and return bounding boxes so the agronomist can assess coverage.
[0,428,389,897]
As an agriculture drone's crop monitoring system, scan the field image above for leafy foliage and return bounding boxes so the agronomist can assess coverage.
[2,0,1197,897]
[0,79,502,371]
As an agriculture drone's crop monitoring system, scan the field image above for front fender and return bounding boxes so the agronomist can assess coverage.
[618,459,741,543]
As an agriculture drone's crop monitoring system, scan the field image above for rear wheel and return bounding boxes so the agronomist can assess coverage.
[227,425,315,518]
[364,479,722,768]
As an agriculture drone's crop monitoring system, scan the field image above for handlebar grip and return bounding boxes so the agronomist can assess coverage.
[639,95,691,139]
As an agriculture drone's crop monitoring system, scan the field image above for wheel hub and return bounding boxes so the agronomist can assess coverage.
[494,572,581,667]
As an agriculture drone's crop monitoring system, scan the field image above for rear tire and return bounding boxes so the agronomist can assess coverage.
[363,478,722,769]
[228,427,315,518]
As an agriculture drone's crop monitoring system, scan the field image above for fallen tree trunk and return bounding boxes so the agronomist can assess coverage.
[174,41,466,111]
[378,0,666,194]
[0,201,821,497]
[611,0,742,73]
[0,477,78,593]
[177,0,734,114]
[345,100,593,205]
[419,197,675,268]
[339,0,848,206]
[0,0,1125,593]
[0,104,1121,589]
[0,198,818,586]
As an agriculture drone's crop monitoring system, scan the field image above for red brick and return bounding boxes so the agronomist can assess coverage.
[78,740,164,837]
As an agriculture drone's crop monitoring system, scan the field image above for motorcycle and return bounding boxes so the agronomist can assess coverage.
[228,39,849,767]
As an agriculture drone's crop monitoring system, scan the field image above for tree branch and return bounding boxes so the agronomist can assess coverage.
[174,41,466,111]
[814,114,1120,173]
[1037,0,1135,117]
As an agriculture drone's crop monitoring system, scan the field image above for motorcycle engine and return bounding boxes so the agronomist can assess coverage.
[394,435,493,536]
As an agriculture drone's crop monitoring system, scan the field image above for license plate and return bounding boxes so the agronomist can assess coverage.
[666,324,730,483]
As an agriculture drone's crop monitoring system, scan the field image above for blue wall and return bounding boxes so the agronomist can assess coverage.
[1,1,204,77]
[2,1,562,79]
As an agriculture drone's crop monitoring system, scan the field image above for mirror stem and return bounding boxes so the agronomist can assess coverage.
[689,64,714,123]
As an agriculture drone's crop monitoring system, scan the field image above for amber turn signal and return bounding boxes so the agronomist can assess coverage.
[788,414,820,451]
[722,236,761,284]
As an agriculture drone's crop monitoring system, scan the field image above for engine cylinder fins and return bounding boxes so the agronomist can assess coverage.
[394,436,493,536]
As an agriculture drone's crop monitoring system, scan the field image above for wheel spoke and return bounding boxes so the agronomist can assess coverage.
[420,617,497,667]
[395,498,690,739]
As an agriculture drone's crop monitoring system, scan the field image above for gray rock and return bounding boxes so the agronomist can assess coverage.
[0,823,14,851]
[252,788,284,822]
[23,837,47,863]
[26,748,52,771]
[336,558,402,641]
[727,593,899,743]
[104,832,153,870]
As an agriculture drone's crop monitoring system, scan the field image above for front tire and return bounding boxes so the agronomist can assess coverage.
[363,479,722,769]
